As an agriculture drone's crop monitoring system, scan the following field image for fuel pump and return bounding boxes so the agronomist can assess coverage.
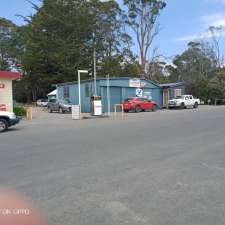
[90,95,102,116]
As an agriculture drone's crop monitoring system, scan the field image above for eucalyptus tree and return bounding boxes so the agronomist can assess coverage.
[123,0,166,77]
[0,18,18,70]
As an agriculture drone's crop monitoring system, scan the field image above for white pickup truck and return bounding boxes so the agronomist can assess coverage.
[0,111,20,132]
[168,95,200,109]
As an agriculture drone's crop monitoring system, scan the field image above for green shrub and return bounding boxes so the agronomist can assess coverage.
[13,106,27,117]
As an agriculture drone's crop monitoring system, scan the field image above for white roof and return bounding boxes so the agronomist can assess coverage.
[47,89,57,96]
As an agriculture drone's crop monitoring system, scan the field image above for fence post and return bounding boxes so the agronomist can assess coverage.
[26,107,33,120]
[114,104,124,117]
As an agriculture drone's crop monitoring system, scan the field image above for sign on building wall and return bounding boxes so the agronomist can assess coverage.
[0,79,13,112]
[143,91,152,100]
[0,83,5,89]
[0,104,6,111]
[136,88,143,97]
[140,81,147,87]
[129,79,147,88]
[129,78,141,87]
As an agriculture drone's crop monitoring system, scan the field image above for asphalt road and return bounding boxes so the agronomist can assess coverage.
[1,106,225,225]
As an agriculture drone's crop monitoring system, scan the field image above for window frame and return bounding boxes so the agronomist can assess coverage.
[174,89,182,97]
[64,86,70,99]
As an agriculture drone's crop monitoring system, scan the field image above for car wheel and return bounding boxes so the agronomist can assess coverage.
[135,105,142,113]
[152,105,157,112]
[59,107,64,114]
[124,110,129,113]
[48,107,52,113]
[0,119,8,132]
[193,102,198,108]
[180,103,185,109]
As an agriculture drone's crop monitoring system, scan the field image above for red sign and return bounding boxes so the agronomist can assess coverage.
[0,83,5,89]
[0,104,6,111]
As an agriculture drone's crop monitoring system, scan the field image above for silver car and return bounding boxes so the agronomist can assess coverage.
[47,99,72,113]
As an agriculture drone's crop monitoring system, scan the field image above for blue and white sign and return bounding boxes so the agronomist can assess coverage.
[129,78,147,88]
[136,88,143,97]
[129,78,140,87]
[143,91,152,100]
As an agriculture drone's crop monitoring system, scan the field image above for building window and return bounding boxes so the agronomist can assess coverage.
[85,84,90,97]
[174,89,182,97]
[64,86,70,99]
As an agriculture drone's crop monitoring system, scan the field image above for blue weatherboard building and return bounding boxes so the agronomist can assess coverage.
[56,77,185,113]
[159,82,186,108]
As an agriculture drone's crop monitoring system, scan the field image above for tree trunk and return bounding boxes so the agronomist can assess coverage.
[140,2,146,77]
[26,90,33,104]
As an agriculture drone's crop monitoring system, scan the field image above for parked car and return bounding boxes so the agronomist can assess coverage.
[36,99,49,107]
[0,111,20,132]
[123,97,158,113]
[168,95,200,109]
[47,99,72,113]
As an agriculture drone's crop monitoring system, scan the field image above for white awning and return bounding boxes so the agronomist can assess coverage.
[47,89,57,96]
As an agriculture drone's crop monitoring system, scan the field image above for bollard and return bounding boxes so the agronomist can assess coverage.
[26,107,33,120]
[114,104,124,117]
[72,105,81,120]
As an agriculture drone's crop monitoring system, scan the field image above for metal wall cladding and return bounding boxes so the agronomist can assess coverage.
[57,78,169,113]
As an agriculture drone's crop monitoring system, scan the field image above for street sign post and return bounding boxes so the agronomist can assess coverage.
[76,70,88,120]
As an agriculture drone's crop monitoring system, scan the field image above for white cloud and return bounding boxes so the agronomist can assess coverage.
[205,0,225,4]
[201,13,225,27]
[176,34,201,42]
[176,29,225,42]
[176,13,225,42]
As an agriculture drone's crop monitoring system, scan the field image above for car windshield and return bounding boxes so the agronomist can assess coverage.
[138,98,148,101]
[49,99,56,103]
[124,98,134,102]
[60,99,71,104]
[175,96,184,99]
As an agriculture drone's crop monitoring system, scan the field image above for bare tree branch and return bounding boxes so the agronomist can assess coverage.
[123,0,166,76]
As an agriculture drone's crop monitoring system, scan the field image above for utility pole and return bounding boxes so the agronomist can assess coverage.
[93,33,97,95]
[77,70,88,118]
[106,74,110,116]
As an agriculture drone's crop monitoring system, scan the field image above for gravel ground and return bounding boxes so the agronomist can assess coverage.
[1,105,225,225]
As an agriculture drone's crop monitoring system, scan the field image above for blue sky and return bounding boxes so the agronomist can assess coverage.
[1,0,225,59]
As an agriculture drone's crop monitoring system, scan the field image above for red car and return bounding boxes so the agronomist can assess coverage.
[123,97,158,113]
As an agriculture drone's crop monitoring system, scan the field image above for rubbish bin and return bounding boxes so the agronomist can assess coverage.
[90,95,102,116]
